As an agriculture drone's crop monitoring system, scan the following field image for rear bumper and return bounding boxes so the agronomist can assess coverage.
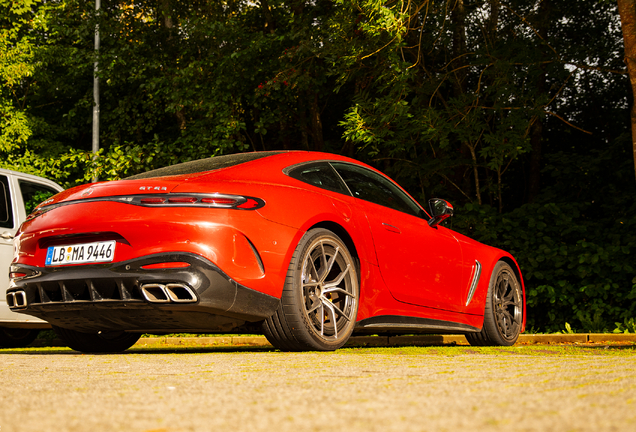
[7,252,279,332]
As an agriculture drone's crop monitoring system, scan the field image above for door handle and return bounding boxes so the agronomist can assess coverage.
[1,231,14,240]
[381,223,401,234]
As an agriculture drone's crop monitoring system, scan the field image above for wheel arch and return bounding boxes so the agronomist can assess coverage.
[307,221,360,268]
[499,256,522,287]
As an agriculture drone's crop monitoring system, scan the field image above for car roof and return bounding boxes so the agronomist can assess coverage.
[124,151,376,182]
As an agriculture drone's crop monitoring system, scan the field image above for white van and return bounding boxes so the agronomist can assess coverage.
[1,168,63,347]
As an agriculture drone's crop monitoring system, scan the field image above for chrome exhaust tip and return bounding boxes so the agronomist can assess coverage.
[6,290,28,309]
[140,283,197,303]
[140,284,171,303]
[165,283,197,303]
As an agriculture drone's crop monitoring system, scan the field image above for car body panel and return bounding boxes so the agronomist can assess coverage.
[359,199,466,312]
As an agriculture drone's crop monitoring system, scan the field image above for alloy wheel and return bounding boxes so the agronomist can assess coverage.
[300,237,357,341]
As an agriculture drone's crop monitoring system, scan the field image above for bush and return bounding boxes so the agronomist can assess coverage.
[451,201,636,332]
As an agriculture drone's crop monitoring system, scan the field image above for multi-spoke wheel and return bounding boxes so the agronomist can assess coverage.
[466,261,523,346]
[263,228,359,351]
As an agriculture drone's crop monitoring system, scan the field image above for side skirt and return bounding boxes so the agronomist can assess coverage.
[354,315,480,335]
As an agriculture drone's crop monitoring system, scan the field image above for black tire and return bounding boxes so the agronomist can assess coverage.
[263,228,359,351]
[52,326,141,353]
[466,261,523,346]
[0,327,39,348]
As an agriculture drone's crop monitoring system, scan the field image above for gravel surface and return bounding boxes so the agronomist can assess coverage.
[0,344,634,432]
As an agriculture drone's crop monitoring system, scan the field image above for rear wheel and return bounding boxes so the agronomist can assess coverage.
[466,261,523,346]
[263,228,359,351]
[0,327,39,348]
[53,326,141,353]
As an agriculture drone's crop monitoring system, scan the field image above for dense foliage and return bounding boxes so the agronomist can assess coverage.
[1,0,634,332]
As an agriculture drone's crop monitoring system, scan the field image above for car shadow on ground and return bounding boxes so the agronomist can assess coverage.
[1,342,634,355]
[0,345,278,355]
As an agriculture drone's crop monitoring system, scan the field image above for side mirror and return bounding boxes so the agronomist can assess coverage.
[427,199,453,227]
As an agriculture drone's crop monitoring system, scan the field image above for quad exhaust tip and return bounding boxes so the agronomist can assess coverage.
[6,290,28,309]
[140,283,197,303]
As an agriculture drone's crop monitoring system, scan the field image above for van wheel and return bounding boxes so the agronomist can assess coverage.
[0,327,39,348]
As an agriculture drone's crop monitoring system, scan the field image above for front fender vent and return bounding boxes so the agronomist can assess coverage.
[465,260,482,307]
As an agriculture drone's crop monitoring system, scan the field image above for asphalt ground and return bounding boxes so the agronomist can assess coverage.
[0,338,635,432]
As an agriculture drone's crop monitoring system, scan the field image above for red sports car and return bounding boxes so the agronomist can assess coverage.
[7,151,525,352]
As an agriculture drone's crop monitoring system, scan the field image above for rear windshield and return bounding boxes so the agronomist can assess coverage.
[126,151,283,180]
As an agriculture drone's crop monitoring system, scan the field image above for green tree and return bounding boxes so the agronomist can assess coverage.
[0,0,40,154]
[0,0,633,331]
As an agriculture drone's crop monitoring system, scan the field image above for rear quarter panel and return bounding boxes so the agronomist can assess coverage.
[172,179,377,288]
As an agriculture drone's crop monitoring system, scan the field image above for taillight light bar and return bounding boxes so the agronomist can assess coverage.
[27,194,265,219]
[140,197,166,204]
[131,193,264,209]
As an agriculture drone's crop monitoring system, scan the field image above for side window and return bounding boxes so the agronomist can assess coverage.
[19,181,58,215]
[1,175,14,229]
[331,162,424,218]
[287,162,350,194]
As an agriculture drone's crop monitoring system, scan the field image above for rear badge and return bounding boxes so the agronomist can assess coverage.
[139,186,168,191]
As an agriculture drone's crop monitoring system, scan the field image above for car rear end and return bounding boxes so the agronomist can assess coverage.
[6,155,301,334]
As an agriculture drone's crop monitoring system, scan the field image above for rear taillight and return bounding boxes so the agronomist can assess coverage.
[130,193,265,210]
[200,197,237,205]
[168,197,198,204]
[140,197,166,204]
[26,193,265,216]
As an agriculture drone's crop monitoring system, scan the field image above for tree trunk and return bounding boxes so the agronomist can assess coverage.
[308,92,323,151]
[451,0,468,97]
[298,102,309,150]
[527,0,550,202]
[260,0,276,33]
[486,0,500,42]
[468,143,482,205]
[159,0,174,33]
[617,0,636,182]
[528,118,543,202]
[159,0,187,131]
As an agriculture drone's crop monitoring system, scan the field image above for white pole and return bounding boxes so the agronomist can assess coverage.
[92,0,100,182]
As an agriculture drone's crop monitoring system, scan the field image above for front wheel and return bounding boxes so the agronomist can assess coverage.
[263,228,359,351]
[466,261,523,346]
[53,326,141,353]
[0,327,40,348]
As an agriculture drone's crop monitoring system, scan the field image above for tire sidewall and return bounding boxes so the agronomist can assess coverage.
[486,261,522,345]
[290,228,359,350]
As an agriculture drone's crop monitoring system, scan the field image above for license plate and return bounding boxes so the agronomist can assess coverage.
[45,241,116,266]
